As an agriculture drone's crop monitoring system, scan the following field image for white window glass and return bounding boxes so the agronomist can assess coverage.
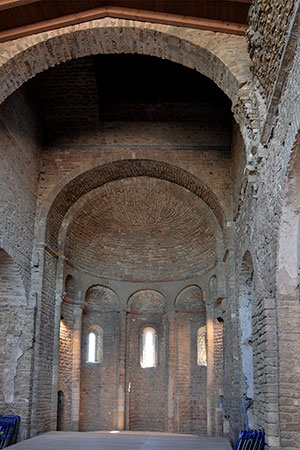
[141,327,157,368]
[197,325,207,366]
[88,332,97,362]
[87,326,103,363]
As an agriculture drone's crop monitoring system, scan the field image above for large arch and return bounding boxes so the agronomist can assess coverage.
[0,19,255,142]
[39,159,226,251]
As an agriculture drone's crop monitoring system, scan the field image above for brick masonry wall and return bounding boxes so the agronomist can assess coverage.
[37,57,99,142]
[0,79,41,439]
[0,249,35,440]
[247,0,297,105]
[80,310,119,431]
[234,12,300,448]
[175,312,207,434]
[31,249,57,435]
[57,301,74,431]
[127,313,168,432]
[0,82,41,294]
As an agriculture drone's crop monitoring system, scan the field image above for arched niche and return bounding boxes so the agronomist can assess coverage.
[238,250,255,428]
[127,289,167,431]
[0,248,33,439]
[80,285,120,431]
[174,285,207,434]
[175,285,205,311]
[128,290,166,313]
[85,285,120,311]
[64,274,78,301]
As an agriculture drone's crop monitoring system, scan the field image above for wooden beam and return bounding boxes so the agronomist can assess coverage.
[0,0,40,11]
[225,0,252,3]
[0,5,247,43]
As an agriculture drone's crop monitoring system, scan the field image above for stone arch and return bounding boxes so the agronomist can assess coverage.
[85,285,120,311]
[238,250,254,428]
[41,158,226,251]
[175,285,205,311]
[0,248,34,439]
[128,289,166,313]
[0,19,252,123]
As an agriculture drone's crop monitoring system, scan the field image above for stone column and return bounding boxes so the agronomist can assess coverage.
[50,294,63,430]
[206,312,215,436]
[50,255,64,431]
[71,304,83,431]
[117,310,126,430]
[167,311,176,432]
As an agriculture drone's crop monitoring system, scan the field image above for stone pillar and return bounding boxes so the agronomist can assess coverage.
[167,311,176,432]
[214,319,224,435]
[206,313,215,436]
[71,304,82,431]
[50,294,63,431]
[117,310,126,430]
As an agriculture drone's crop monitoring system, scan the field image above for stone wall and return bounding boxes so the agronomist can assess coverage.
[57,300,74,431]
[0,80,41,439]
[0,249,35,440]
[56,278,212,435]
[0,82,41,293]
[247,0,297,105]
[235,7,300,448]
[80,310,120,431]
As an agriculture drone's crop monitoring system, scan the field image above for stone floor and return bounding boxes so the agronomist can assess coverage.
[10,431,232,449]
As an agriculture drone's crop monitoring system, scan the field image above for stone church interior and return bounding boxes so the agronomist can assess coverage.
[0,0,299,449]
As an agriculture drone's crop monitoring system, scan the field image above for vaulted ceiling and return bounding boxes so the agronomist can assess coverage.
[0,0,251,42]
[65,177,218,281]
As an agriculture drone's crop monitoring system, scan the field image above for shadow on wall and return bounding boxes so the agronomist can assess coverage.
[0,248,34,440]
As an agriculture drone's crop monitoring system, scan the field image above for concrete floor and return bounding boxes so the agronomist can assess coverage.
[10,431,232,449]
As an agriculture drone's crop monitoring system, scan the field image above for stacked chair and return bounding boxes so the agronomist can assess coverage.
[234,429,265,450]
[0,415,20,448]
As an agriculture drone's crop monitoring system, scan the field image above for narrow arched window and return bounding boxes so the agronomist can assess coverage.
[140,327,157,368]
[197,325,207,366]
[87,326,103,363]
